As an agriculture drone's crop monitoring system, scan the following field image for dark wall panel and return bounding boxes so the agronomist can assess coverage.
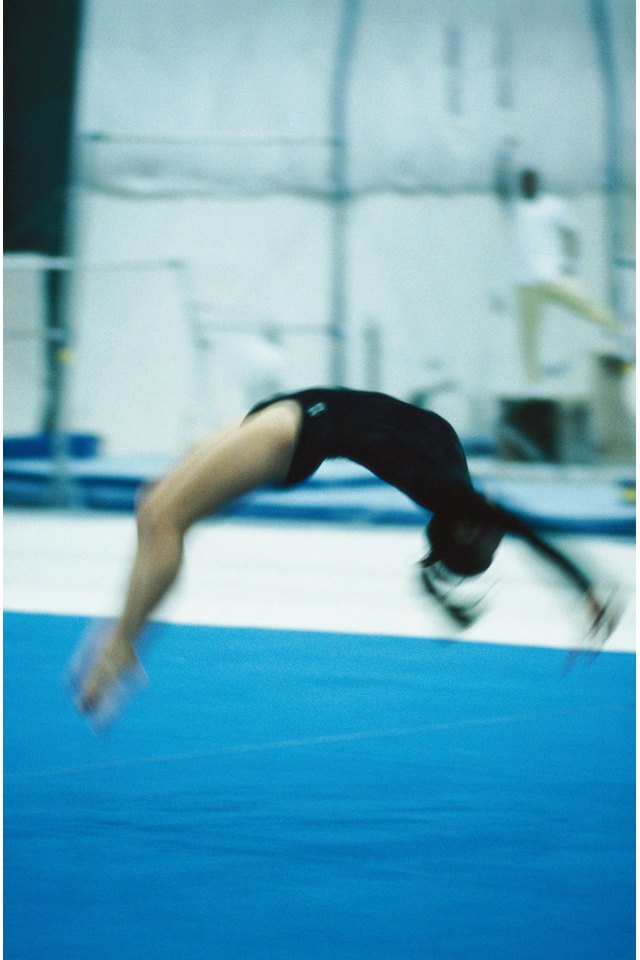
[4,1,83,254]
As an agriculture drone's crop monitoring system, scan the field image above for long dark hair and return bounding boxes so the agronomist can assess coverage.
[418,500,601,631]
[418,513,503,626]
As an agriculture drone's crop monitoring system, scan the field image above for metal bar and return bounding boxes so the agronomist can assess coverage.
[445,25,463,115]
[79,132,334,146]
[588,0,627,323]
[192,317,332,337]
[3,255,182,272]
[4,329,68,341]
[494,21,514,110]
[41,0,88,508]
[40,268,76,505]
[363,319,382,392]
[328,0,361,386]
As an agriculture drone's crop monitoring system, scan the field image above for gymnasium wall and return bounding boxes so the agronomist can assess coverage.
[4,0,635,456]
[57,190,615,455]
[74,0,633,193]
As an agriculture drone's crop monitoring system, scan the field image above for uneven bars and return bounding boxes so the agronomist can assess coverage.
[3,255,186,273]
[79,132,335,146]
[191,306,333,338]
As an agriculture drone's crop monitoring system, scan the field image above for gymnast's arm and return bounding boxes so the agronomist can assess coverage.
[424,476,591,592]
[464,492,617,640]
[485,503,591,592]
[424,474,610,626]
[501,507,623,647]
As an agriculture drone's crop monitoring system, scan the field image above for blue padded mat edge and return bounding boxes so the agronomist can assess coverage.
[4,453,636,535]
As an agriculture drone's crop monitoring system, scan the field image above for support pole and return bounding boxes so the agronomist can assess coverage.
[588,0,628,325]
[42,269,76,505]
[328,0,360,386]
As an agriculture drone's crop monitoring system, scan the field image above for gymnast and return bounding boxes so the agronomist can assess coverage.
[74,387,620,720]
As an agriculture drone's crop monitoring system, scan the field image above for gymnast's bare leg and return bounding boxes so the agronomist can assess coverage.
[77,400,302,715]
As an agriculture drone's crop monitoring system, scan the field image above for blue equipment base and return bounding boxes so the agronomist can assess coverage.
[4,445,635,535]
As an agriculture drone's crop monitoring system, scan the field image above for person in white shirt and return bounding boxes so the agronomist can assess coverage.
[510,169,617,381]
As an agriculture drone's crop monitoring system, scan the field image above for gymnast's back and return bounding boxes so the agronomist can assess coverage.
[248,387,473,507]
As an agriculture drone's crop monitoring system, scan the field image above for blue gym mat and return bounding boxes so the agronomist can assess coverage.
[3,449,636,535]
[4,611,635,960]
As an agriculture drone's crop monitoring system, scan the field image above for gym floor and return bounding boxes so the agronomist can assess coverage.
[4,509,636,960]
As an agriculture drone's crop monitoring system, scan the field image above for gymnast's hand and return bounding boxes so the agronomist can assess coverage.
[69,625,147,728]
[562,586,622,676]
[584,587,623,650]
[80,638,140,710]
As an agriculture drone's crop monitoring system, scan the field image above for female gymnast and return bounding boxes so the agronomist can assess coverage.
[73,387,620,721]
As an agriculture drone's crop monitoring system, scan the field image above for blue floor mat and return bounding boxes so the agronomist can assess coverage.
[4,611,635,960]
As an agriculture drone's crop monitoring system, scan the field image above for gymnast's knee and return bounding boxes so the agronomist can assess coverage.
[135,489,183,546]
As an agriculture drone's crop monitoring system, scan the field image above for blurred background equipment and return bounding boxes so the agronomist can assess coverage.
[5,0,634,477]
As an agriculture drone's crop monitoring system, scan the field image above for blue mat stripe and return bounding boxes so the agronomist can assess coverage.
[4,455,636,534]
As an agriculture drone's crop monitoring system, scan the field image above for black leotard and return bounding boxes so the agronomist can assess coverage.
[249,388,477,515]
[248,387,593,593]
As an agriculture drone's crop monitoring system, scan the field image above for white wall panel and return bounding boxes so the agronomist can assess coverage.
[64,189,615,453]
[56,0,632,454]
[74,0,632,194]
